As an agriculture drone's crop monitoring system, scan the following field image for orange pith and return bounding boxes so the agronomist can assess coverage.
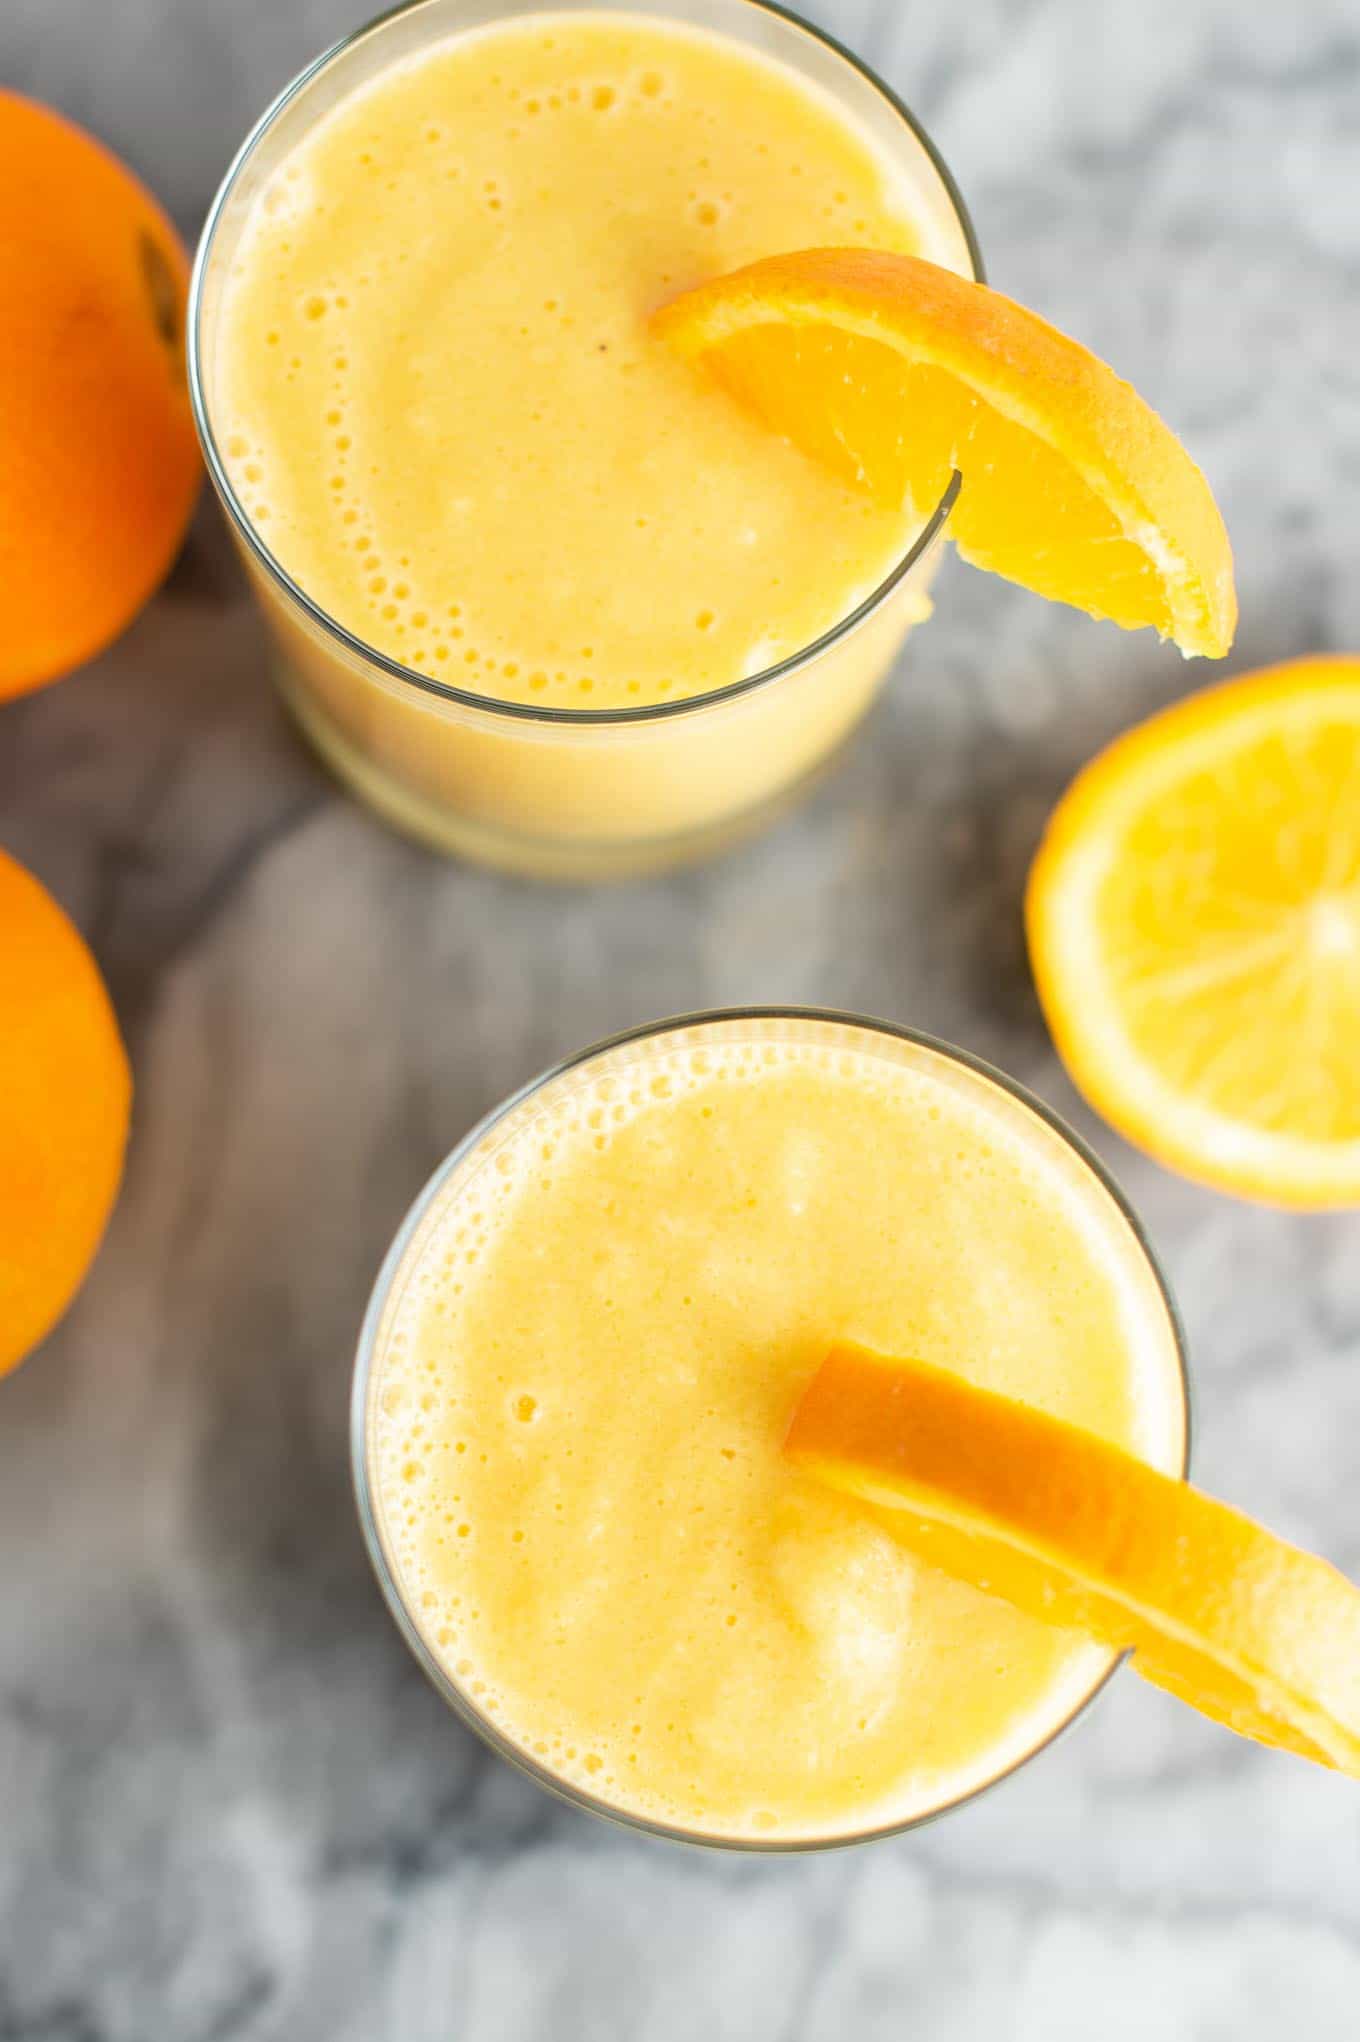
[652,248,1235,658]
[0,847,131,1375]
[787,1342,1360,1774]
[1027,657,1360,1208]
[0,90,201,698]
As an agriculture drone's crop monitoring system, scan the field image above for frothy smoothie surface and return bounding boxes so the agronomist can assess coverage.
[215,12,957,709]
[369,1023,1185,1842]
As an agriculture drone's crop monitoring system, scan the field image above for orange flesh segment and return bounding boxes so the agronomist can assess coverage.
[652,248,1235,658]
[786,1341,1360,1773]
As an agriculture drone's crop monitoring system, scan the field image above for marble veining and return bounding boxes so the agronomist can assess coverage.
[2,1,1359,2035]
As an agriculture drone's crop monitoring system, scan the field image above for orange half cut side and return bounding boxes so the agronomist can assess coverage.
[1027,657,1360,1208]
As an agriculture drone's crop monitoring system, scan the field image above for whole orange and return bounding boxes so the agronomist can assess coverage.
[0,91,202,698]
[1,846,131,1375]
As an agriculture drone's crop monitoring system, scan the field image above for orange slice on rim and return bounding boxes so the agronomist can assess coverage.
[786,1341,1360,1773]
[653,249,1235,658]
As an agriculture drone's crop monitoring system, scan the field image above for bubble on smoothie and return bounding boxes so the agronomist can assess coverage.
[258,165,317,226]
[739,635,782,678]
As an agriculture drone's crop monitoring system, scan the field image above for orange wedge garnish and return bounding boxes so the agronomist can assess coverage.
[653,249,1235,658]
[1028,657,1360,1208]
[787,1341,1360,1773]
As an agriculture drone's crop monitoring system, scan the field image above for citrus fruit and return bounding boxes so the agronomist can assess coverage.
[787,1342,1360,1773]
[1027,656,1360,1207]
[653,248,1235,658]
[0,846,131,1375]
[0,91,201,699]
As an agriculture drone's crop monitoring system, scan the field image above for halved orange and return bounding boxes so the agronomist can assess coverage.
[653,249,1235,658]
[787,1342,1360,1774]
[1028,657,1360,1208]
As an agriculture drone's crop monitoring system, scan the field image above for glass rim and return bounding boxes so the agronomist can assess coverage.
[187,0,984,730]
[351,1004,1193,1854]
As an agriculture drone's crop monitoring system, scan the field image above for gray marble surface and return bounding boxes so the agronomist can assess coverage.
[4,0,1360,2035]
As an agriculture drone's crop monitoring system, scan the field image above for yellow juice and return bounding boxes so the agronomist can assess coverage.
[197,4,976,875]
[362,1015,1186,1843]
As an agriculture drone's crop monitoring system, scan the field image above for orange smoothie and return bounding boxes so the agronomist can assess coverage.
[359,1015,1187,1843]
[196,4,976,874]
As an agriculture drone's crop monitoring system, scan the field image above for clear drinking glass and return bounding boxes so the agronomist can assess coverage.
[352,1008,1191,1850]
[188,0,981,880]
